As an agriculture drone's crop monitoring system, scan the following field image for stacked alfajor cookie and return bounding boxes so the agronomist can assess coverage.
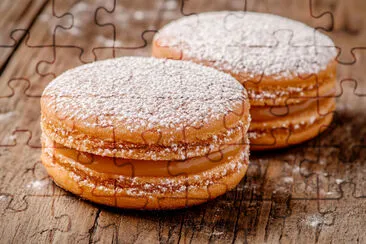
[153,11,337,150]
[40,57,250,209]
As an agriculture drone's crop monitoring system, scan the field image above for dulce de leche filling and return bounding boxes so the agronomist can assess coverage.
[43,135,247,178]
[250,97,332,122]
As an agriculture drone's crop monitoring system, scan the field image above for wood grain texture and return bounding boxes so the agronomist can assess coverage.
[0,0,365,243]
[0,0,48,70]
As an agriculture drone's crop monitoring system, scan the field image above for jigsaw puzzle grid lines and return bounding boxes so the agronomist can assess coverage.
[0,0,365,243]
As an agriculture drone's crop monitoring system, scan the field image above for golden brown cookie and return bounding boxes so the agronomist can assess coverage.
[152,11,337,150]
[40,57,250,209]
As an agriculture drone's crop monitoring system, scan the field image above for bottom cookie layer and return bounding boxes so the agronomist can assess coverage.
[249,97,335,150]
[41,137,249,210]
[249,112,333,150]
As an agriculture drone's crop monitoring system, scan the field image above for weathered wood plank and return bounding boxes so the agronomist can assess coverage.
[0,0,48,70]
[0,0,365,243]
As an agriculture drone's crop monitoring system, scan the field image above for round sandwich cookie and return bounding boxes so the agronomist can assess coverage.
[40,57,250,209]
[152,11,337,150]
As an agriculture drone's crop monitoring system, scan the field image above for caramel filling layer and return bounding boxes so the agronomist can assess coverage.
[41,115,248,161]
[250,97,333,122]
[42,135,248,178]
[251,98,317,122]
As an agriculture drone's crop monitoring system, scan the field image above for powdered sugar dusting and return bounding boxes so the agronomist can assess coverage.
[42,57,246,129]
[156,11,336,78]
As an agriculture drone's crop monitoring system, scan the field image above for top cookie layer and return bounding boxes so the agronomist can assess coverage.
[155,11,337,79]
[42,56,246,129]
[41,57,249,160]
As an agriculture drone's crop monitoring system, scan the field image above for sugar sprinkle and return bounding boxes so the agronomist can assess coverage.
[157,11,336,78]
[42,57,246,130]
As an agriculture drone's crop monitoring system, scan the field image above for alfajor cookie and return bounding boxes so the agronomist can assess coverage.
[40,57,250,209]
[153,11,337,150]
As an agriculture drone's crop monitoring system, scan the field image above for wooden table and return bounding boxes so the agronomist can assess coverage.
[0,0,365,243]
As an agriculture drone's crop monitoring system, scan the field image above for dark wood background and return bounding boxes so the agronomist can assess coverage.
[0,0,365,243]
